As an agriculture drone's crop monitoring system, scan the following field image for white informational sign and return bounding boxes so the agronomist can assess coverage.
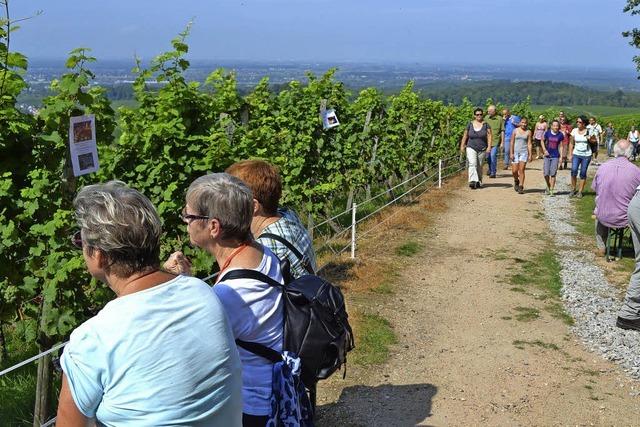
[322,109,340,130]
[68,115,99,177]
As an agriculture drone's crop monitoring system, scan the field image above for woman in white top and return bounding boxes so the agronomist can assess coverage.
[628,126,639,161]
[568,115,592,198]
[165,173,284,427]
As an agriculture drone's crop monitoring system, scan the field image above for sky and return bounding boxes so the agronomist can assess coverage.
[9,0,640,68]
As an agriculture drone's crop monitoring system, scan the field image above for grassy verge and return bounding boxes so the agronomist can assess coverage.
[507,248,574,325]
[351,314,397,366]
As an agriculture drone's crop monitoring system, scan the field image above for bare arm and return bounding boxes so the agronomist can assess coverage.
[569,134,575,160]
[460,129,468,153]
[486,128,492,152]
[527,131,533,159]
[540,134,548,156]
[56,374,93,427]
[509,132,516,160]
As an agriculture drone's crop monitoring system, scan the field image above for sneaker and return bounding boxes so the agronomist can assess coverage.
[616,316,640,331]
[469,182,476,189]
[544,187,550,195]
[518,186,525,194]
[513,179,519,192]
[476,181,483,188]
[576,192,583,199]
[489,174,496,179]
[569,190,576,197]
[549,189,555,197]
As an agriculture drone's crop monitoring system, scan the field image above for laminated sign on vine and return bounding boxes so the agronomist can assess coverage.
[322,108,340,130]
[69,114,100,176]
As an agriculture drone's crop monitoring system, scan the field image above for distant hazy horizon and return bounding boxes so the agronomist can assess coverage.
[11,0,640,69]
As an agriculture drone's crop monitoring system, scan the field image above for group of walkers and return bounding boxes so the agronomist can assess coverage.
[57,161,317,426]
[461,105,640,334]
[460,106,634,197]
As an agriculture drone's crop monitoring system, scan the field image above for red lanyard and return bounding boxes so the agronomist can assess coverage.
[216,244,249,283]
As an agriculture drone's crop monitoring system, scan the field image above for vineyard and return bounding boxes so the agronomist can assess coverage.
[1,6,638,426]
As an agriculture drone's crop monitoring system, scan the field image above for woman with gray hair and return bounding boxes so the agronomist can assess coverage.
[165,173,285,427]
[57,181,242,426]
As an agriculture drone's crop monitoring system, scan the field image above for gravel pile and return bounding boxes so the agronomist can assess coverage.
[542,175,640,380]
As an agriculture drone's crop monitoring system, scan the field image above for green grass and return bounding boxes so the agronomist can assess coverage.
[371,281,394,295]
[513,306,540,322]
[512,339,560,351]
[573,177,596,237]
[394,241,423,257]
[0,326,62,426]
[351,313,397,366]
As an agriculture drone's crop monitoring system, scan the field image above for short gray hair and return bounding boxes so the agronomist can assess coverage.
[186,173,253,242]
[614,139,634,159]
[74,181,162,277]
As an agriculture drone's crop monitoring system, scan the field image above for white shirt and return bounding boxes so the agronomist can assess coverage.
[571,128,592,157]
[214,246,284,416]
[587,123,603,143]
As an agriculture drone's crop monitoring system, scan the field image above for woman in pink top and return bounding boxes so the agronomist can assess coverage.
[533,115,548,159]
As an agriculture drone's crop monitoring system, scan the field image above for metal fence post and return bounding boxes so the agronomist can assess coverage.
[438,159,442,188]
[351,203,357,259]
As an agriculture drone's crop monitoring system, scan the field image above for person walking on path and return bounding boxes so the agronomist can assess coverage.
[533,115,548,160]
[587,116,603,166]
[502,108,521,170]
[559,114,573,170]
[617,185,640,332]
[591,140,640,257]
[569,115,592,198]
[484,105,503,178]
[605,122,616,157]
[540,119,564,196]
[460,107,492,189]
[628,126,639,161]
[510,117,532,194]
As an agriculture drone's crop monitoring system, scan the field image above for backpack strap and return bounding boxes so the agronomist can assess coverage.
[259,233,315,275]
[236,339,282,363]
[219,268,284,288]
[219,269,285,363]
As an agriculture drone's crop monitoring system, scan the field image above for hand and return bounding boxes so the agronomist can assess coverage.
[510,155,515,161]
[163,251,192,275]
[543,150,549,157]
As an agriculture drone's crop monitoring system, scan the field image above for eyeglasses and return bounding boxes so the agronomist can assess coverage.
[474,113,483,116]
[71,230,83,249]
[576,120,583,124]
[180,208,210,224]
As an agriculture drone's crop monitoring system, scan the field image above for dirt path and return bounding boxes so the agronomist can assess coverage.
[317,159,640,426]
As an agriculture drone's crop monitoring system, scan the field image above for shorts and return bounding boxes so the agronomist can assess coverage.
[533,138,542,147]
[513,152,528,163]
[543,157,559,177]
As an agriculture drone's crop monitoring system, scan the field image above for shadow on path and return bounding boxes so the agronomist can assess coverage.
[316,383,438,427]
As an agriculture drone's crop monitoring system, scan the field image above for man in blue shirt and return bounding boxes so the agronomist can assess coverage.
[502,108,521,169]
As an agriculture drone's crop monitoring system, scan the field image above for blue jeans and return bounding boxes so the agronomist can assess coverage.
[571,155,591,179]
[503,139,511,167]
[487,145,499,176]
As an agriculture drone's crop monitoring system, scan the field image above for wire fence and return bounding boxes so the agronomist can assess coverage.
[0,154,465,426]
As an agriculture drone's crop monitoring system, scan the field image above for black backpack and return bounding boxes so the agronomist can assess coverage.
[219,268,355,387]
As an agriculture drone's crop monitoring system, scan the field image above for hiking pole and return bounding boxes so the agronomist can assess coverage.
[438,159,442,188]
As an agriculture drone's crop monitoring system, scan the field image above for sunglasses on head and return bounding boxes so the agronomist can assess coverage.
[71,230,83,249]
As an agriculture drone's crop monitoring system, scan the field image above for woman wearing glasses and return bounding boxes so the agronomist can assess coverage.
[569,115,592,198]
[57,181,242,426]
[165,173,285,427]
[460,107,493,189]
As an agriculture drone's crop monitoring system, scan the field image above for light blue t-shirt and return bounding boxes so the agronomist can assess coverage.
[61,275,242,426]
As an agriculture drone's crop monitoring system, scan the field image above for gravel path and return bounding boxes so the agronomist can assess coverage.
[542,172,640,381]
[317,161,640,426]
